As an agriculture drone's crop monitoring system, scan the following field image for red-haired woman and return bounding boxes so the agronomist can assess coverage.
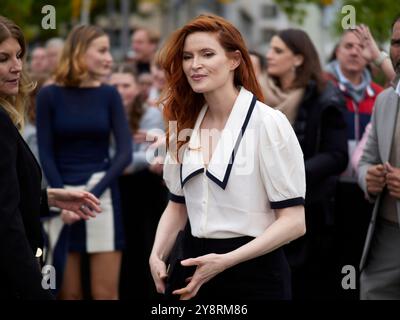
[149,14,306,300]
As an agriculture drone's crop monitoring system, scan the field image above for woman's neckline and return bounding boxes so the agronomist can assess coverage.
[54,83,104,89]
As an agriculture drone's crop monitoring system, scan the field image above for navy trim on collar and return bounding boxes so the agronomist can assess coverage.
[205,94,257,190]
[168,192,186,204]
[179,93,257,190]
[181,166,205,188]
[270,197,305,209]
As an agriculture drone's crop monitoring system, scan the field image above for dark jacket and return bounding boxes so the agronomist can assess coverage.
[325,62,383,141]
[0,106,52,299]
[285,81,348,268]
[294,81,348,208]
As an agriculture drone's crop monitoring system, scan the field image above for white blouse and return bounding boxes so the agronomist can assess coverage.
[163,87,306,239]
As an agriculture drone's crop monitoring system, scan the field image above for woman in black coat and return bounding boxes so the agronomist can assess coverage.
[264,28,348,299]
[0,15,101,299]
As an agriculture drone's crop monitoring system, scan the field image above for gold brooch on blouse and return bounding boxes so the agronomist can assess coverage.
[188,145,202,151]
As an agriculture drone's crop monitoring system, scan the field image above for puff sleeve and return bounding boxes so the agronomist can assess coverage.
[258,109,306,209]
[163,151,185,204]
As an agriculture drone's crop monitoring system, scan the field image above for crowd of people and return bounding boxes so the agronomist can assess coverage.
[0,11,400,300]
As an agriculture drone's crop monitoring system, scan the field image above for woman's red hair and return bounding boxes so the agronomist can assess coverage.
[158,14,264,159]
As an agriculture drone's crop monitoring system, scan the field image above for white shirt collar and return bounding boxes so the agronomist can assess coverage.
[181,87,257,189]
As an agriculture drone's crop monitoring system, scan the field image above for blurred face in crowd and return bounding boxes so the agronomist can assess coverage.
[84,35,113,80]
[0,37,22,97]
[46,45,62,73]
[131,29,155,63]
[336,31,367,76]
[150,63,166,91]
[109,72,139,110]
[138,72,153,100]
[266,36,303,81]
[30,47,48,74]
[182,32,239,95]
[390,21,400,74]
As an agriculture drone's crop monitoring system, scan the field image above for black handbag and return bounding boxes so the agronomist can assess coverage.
[165,223,196,299]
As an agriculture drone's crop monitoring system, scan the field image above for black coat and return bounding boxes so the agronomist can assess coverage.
[0,106,52,299]
[284,81,348,269]
[294,81,348,209]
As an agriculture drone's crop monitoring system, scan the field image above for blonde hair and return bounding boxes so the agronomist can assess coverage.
[54,25,107,87]
[0,15,35,129]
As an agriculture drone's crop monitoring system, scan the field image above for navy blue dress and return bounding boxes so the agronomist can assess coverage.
[36,84,132,254]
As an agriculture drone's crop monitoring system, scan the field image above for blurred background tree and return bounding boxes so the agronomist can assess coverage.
[1,0,139,43]
[274,0,400,44]
[2,0,71,41]
[274,0,314,24]
[331,0,400,43]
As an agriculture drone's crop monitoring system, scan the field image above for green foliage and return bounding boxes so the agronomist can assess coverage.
[1,0,71,41]
[274,0,400,44]
[0,0,140,42]
[1,0,33,29]
[333,0,400,44]
[31,1,72,41]
[274,0,319,24]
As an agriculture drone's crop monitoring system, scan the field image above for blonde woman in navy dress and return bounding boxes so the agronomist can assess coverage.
[36,25,132,299]
[149,14,306,300]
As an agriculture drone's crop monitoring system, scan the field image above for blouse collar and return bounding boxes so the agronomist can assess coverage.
[181,86,257,189]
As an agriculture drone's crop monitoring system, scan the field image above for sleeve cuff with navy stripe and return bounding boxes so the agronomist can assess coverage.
[168,192,185,204]
[270,197,305,209]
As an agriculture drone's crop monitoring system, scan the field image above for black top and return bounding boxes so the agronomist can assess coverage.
[36,84,132,197]
[136,61,151,75]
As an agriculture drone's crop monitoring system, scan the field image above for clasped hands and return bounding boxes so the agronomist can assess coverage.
[150,253,230,300]
[366,162,400,198]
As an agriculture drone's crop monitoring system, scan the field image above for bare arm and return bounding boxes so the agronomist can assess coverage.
[378,54,396,83]
[354,24,396,83]
[149,200,188,294]
[223,205,305,266]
